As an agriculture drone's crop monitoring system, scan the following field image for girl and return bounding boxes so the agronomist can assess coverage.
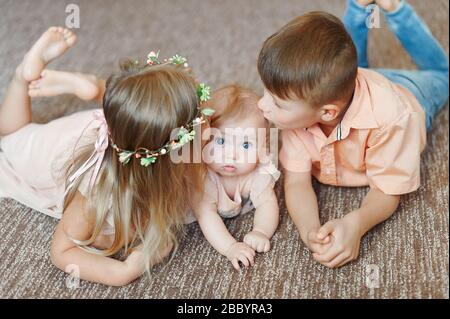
[0,27,213,286]
[191,85,281,270]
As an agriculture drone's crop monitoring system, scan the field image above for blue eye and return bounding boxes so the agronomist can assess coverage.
[242,141,251,150]
[215,137,225,145]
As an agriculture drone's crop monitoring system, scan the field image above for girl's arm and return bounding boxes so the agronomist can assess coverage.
[50,191,144,286]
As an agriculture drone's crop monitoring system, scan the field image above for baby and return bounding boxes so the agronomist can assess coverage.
[191,85,280,270]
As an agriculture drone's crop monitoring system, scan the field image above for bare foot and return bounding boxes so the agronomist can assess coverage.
[22,27,77,82]
[356,0,375,6]
[28,70,100,101]
[375,0,401,12]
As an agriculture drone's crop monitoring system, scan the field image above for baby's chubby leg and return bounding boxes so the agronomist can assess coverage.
[0,27,76,136]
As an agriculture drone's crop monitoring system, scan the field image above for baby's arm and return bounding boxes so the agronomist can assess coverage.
[244,187,279,252]
[50,191,144,286]
[193,198,255,270]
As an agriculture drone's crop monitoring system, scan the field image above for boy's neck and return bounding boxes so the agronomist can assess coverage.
[319,122,338,137]
[318,110,346,138]
[318,91,354,138]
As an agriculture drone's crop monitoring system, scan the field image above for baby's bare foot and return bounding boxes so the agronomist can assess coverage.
[28,70,100,101]
[22,27,77,82]
[244,230,271,253]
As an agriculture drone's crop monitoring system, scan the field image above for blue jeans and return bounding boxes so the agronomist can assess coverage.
[343,0,449,129]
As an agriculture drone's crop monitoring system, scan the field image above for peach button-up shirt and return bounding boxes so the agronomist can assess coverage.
[279,68,427,195]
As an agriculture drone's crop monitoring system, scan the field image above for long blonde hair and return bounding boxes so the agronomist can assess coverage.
[63,61,206,272]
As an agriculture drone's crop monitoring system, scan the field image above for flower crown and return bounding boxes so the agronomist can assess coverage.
[111,51,214,167]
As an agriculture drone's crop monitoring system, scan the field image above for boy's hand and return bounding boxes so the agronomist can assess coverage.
[312,213,362,268]
[225,242,255,270]
[244,230,271,253]
[305,228,332,254]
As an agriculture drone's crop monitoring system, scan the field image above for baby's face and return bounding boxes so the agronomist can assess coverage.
[203,116,266,177]
[258,89,320,130]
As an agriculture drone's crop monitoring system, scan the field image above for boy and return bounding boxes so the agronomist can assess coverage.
[257,0,449,268]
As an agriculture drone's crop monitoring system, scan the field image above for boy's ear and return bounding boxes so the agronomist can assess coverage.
[320,104,340,122]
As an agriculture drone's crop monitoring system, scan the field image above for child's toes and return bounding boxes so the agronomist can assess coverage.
[357,0,374,6]
[63,29,76,42]
[28,84,39,91]
[63,28,73,37]
[28,88,40,97]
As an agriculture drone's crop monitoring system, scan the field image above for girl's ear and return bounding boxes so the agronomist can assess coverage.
[320,104,340,122]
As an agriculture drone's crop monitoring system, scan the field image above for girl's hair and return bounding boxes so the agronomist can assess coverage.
[63,61,206,272]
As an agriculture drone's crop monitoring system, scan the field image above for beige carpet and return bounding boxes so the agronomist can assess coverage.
[0,0,448,298]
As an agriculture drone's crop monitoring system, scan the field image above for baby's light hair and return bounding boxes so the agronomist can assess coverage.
[205,85,273,159]
[207,85,267,129]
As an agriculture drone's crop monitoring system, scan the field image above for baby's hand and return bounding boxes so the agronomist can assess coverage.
[225,242,255,270]
[244,230,271,253]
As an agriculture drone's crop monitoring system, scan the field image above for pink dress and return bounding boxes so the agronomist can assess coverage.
[0,109,115,233]
[184,161,281,223]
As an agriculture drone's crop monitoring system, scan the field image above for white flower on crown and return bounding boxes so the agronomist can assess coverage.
[147,50,160,65]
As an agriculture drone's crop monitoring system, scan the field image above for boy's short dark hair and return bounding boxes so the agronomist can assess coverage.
[257,11,358,107]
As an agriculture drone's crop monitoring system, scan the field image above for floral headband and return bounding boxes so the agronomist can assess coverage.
[112,51,215,167]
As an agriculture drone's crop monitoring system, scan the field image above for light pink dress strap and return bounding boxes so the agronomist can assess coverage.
[64,110,109,196]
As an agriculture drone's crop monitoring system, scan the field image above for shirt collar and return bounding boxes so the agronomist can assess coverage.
[305,68,379,143]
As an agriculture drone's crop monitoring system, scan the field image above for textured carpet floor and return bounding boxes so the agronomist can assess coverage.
[0,0,448,299]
